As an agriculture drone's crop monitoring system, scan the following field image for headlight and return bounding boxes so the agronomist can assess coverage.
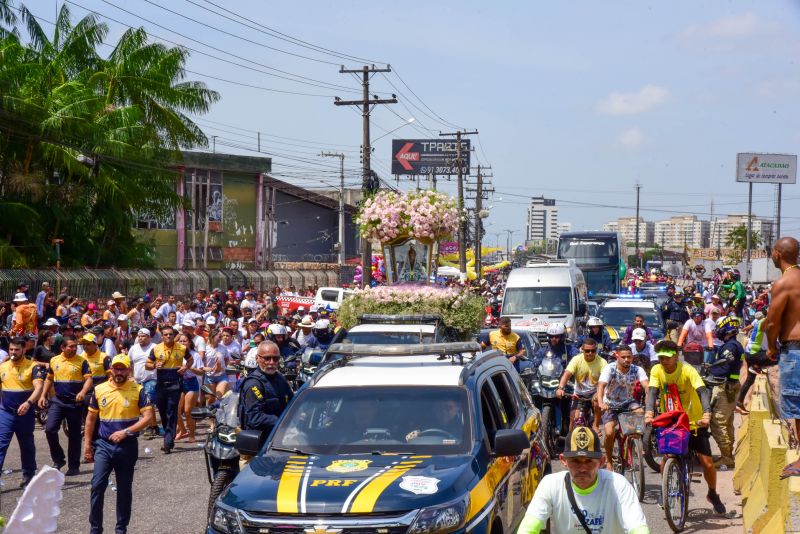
[210,502,244,534]
[408,496,469,534]
[217,425,237,444]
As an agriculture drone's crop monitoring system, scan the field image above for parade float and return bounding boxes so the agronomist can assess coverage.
[341,190,484,339]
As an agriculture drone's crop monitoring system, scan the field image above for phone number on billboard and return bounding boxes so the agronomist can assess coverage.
[418,166,467,174]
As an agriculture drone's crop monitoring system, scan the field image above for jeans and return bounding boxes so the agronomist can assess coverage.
[155,380,181,449]
[45,398,83,469]
[89,438,138,534]
[0,408,36,477]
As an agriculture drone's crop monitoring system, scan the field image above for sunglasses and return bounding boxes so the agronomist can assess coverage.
[583,349,597,353]
[162,333,175,337]
[259,355,280,362]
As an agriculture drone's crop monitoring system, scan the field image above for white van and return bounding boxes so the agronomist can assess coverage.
[314,287,355,311]
[501,259,588,343]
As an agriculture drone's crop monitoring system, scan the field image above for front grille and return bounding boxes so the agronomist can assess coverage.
[243,527,407,534]
[239,511,413,534]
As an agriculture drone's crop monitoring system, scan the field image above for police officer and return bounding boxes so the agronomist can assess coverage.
[85,354,154,534]
[532,323,579,369]
[238,340,293,436]
[662,290,690,343]
[0,337,46,487]
[580,317,614,355]
[145,325,186,454]
[708,316,744,469]
[38,334,92,475]
[81,333,111,388]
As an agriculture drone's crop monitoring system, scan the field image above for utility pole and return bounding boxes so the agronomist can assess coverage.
[439,129,478,279]
[466,165,493,281]
[321,151,346,267]
[335,65,397,288]
[635,183,641,269]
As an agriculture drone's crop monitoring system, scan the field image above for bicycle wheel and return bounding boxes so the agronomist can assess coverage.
[642,425,661,473]
[626,437,645,502]
[663,457,687,532]
[612,438,624,474]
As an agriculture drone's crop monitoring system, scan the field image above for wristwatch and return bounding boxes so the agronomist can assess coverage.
[124,429,135,438]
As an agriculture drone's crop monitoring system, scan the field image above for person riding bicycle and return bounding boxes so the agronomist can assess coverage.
[630,328,656,372]
[580,316,614,356]
[479,316,525,370]
[621,314,655,345]
[517,425,650,534]
[644,339,726,515]
[557,338,607,433]
[707,316,744,469]
[677,308,714,356]
[662,291,690,343]
[597,344,649,471]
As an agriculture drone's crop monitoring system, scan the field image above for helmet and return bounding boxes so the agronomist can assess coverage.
[683,287,693,295]
[691,308,704,318]
[732,269,741,280]
[716,316,741,338]
[546,323,566,336]
[243,350,258,371]
[267,323,288,336]
[586,317,603,328]
[666,284,676,291]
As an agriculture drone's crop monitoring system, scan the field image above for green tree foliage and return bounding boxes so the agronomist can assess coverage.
[0,2,219,267]
[725,224,762,263]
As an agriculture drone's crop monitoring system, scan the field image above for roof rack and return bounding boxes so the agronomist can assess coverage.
[357,314,443,325]
[310,342,488,387]
[524,259,575,268]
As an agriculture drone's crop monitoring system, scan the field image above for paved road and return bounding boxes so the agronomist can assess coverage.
[0,421,743,533]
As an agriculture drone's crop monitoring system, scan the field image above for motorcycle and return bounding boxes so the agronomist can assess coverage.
[192,384,241,520]
[522,351,570,457]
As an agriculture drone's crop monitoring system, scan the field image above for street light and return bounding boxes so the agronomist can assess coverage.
[504,229,520,262]
[372,117,416,142]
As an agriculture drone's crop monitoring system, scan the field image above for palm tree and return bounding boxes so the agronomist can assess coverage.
[0,3,219,267]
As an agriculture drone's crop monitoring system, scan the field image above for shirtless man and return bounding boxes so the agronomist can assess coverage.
[765,237,800,466]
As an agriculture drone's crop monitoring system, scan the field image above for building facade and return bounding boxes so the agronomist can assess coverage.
[134,152,359,269]
[526,196,559,242]
[709,214,775,250]
[653,216,710,249]
[602,217,654,247]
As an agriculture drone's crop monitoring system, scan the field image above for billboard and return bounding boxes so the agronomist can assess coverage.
[736,153,797,184]
[391,139,471,175]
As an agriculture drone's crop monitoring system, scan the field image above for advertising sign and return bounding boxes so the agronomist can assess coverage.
[391,139,470,175]
[736,153,797,184]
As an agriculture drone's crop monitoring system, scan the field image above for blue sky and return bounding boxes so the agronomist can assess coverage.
[25,0,800,247]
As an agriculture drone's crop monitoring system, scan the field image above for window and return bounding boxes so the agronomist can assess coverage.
[491,372,520,425]
[184,169,223,230]
[480,384,502,444]
[320,289,340,302]
[501,287,573,315]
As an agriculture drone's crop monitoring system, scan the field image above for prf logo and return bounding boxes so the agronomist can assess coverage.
[746,156,759,172]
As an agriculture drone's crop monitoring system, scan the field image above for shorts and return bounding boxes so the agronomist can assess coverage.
[141,379,157,404]
[570,395,595,412]
[780,349,800,419]
[688,427,712,457]
[601,401,641,425]
[206,374,228,385]
[182,376,200,394]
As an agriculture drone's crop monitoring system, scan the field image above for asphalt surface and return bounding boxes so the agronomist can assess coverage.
[0,419,744,533]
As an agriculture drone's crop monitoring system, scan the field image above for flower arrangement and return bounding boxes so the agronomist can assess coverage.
[356,190,458,244]
[337,284,485,338]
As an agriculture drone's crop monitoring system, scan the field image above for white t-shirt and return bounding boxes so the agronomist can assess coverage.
[193,335,207,356]
[184,350,204,381]
[0,348,8,365]
[519,470,648,533]
[129,342,155,384]
[222,339,241,360]
[599,362,647,408]
[205,345,228,378]
[630,340,657,362]
[682,319,710,346]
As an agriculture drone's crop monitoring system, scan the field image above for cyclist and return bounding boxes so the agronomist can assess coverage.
[533,323,579,436]
[707,316,744,469]
[580,317,614,356]
[597,344,649,471]
[557,338,607,432]
[621,314,654,345]
[677,308,714,355]
[644,340,726,515]
[630,328,656,372]
[517,425,650,534]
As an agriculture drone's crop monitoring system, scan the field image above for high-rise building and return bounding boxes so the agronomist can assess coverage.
[654,216,710,249]
[709,214,775,250]
[602,217,654,247]
[526,196,558,242]
[557,222,572,237]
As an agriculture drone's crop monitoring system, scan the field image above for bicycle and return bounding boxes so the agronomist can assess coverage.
[571,391,595,429]
[660,430,697,532]
[611,409,645,502]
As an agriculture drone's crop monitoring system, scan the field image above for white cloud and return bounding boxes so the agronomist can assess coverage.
[596,85,670,115]
[679,12,767,41]
[619,127,645,149]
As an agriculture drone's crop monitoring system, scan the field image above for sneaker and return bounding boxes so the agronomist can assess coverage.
[707,490,726,515]
[65,468,81,477]
[160,445,172,454]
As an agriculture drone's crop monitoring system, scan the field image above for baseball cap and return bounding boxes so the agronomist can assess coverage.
[563,426,603,459]
[112,291,125,299]
[206,316,217,325]
[111,354,131,368]
[44,318,60,327]
[12,293,27,302]
[81,333,98,344]
[138,328,151,337]
[657,349,678,359]
[107,300,115,306]
[631,328,647,341]
[247,318,258,324]
[181,318,195,327]
[117,314,128,321]
[91,326,105,335]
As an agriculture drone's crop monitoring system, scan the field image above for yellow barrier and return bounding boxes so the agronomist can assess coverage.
[742,419,787,532]
[734,376,771,494]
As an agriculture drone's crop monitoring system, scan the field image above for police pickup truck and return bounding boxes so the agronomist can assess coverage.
[209,342,550,534]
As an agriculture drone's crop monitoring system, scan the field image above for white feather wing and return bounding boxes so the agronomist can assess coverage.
[4,465,65,534]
